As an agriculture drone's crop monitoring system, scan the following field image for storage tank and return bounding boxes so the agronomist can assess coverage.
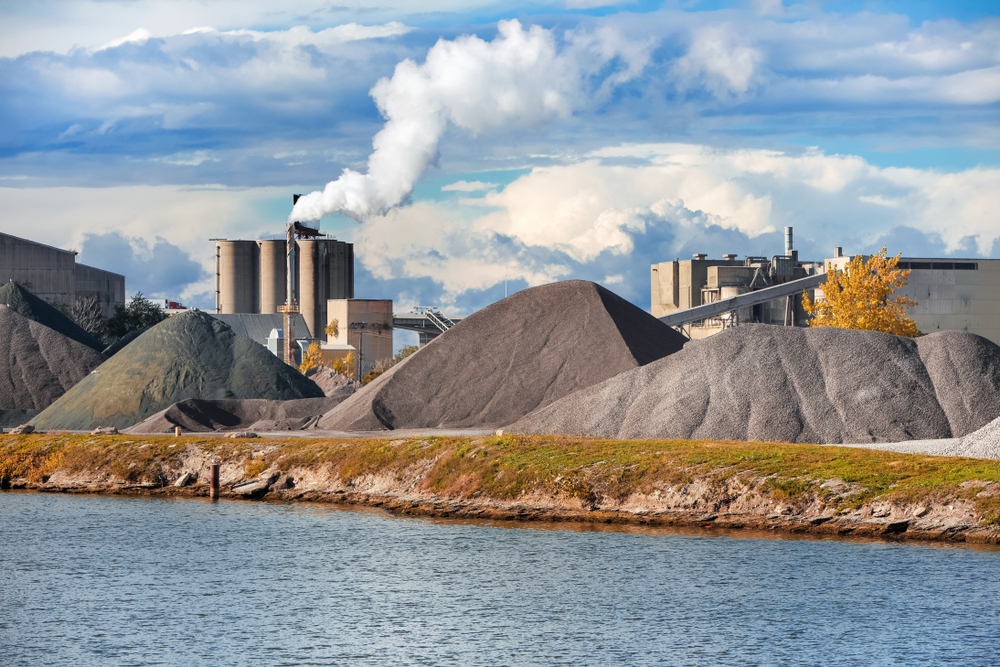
[258,240,285,314]
[216,240,258,314]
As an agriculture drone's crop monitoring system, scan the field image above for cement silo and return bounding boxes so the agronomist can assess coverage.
[258,239,286,314]
[215,240,259,314]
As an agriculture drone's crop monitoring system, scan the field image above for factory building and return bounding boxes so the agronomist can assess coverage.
[652,227,1000,346]
[213,237,354,347]
[325,299,394,378]
[826,254,1000,346]
[651,228,823,339]
[1,231,125,318]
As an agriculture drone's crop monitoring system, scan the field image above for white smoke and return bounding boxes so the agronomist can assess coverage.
[289,19,653,223]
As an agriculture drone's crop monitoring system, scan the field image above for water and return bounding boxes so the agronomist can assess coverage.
[2,492,999,666]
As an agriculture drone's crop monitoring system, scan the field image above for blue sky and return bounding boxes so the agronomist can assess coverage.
[1,0,998,345]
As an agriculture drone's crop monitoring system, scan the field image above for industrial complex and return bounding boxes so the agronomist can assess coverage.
[651,227,1000,346]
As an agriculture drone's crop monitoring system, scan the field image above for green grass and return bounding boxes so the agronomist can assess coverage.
[3,433,999,519]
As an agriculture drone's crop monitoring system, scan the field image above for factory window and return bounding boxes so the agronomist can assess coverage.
[954,263,978,270]
[908,262,933,270]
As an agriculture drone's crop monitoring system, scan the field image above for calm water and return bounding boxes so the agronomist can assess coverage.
[2,492,999,666]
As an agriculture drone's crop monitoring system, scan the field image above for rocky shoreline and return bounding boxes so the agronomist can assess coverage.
[6,447,999,544]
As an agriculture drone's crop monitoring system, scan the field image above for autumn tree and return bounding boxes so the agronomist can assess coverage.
[299,341,323,373]
[802,246,919,336]
[325,318,339,340]
[331,351,355,378]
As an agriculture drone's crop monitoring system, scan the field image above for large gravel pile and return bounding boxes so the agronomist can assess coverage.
[0,306,106,411]
[317,280,688,431]
[31,310,324,431]
[0,282,103,351]
[125,396,347,433]
[510,325,1000,444]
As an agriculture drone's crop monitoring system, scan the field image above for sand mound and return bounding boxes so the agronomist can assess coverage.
[510,325,1000,444]
[31,310,324,431]
[125,396,347,434]
[304,365,360,397]
[0,282,103,351]
[0,306,107,411]
[317,280,688,431]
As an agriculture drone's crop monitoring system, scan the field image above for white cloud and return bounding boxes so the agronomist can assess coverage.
[95,28,152,52]
[441,180,499,192]
[674,24,764,99]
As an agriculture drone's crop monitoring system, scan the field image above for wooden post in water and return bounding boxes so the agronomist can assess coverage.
[210,462,220,499]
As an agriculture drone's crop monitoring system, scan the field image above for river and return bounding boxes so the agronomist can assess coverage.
[2,491,999,666]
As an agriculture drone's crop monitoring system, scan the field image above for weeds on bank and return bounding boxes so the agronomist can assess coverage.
[4,433,1000,521]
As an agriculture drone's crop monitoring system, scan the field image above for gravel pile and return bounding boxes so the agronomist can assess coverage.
[304,365,360,397]
[510,325,1000,444]
[317,280,688,431]
[0,305,106,411]
[0,282,103,351]
[125,396,347,433]
[31,310,324,431]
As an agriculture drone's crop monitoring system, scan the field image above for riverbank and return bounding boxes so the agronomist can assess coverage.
[3,432,1000,543]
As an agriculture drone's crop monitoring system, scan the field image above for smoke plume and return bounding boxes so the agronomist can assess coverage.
[289,19,652,223]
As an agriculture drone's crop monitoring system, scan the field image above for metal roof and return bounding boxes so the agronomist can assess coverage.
[208,313,313,347]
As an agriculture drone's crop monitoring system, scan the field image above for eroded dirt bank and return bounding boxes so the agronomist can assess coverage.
[3,433,1000,544]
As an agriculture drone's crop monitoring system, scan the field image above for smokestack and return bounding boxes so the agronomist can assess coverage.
[785,227,793,256]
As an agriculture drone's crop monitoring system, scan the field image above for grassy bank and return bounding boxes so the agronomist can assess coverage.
[3,433,1000,525]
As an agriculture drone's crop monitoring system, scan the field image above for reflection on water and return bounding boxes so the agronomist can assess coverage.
[2,491,999,666]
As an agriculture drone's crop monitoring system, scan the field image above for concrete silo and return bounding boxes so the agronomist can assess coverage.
[258,239,286,314]
[215,240,259,314]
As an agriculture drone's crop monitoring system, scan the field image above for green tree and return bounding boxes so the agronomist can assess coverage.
[802,246,919,337]
[107,292,168,339]
[394,345,419,363]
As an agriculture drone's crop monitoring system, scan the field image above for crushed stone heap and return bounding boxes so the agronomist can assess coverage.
[510,325,1000,444]
[304,365,361,397]
[31,310,324,431]
[0,305,106,411]
[0,282,104,351]
[317,280,688,431]
[125,396,348,434]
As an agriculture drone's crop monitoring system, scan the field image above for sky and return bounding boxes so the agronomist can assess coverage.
[2,0,998,347]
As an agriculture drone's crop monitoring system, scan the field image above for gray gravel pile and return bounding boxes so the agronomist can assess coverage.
[510,325,1000,444]
[317,280,688,431]
[31,310,324,431]
[0,282,103,351]
[0,305,106,411]
[304,365,360,397]
[125,396,347,434]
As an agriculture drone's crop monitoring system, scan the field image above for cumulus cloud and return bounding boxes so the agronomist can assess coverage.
[341,143,1000,309]
[674,24,764,99]
[289,19,654,223]
[78,232,206,301]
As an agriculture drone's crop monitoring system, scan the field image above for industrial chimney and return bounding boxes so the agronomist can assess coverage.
[784,226,798,263]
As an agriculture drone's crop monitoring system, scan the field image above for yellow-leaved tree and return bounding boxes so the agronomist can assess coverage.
[298,341,323,373]
[802,246,919,336]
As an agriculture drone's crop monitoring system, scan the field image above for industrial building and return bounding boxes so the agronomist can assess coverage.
[1,232,125,318]
[651,228,824,339]
[325,299,394,377]
[826,255,1000,345]
[652,227,1000,346]
[213,237,354,349]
